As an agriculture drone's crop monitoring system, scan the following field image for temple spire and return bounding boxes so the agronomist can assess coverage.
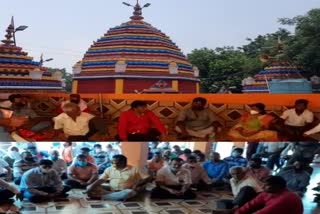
[123,0,151,21]
[1,16,15,45]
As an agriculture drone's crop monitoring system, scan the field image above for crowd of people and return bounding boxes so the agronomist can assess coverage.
[1,94,320,142]
[0,142,318,214]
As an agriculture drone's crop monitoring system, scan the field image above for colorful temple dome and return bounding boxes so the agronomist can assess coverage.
[73,1,200,94]
[0,18,63,93]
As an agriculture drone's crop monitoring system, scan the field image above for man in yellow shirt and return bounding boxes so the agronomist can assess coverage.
[86,155,152,201]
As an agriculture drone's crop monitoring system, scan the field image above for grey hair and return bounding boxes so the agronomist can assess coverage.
[229,166,245,174]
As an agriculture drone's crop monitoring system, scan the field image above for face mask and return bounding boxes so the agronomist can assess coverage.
[250,110,259,115]
[76,161,87,167]
[170,167,179,172]
[51,156,58,161]
[25,157,35,162]
[232,152,240,158]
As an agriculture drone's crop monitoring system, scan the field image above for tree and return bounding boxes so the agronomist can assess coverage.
[47,68,73,93]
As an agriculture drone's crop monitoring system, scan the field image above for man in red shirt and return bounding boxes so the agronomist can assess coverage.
[212,176,303,214]
[116,100,167,142]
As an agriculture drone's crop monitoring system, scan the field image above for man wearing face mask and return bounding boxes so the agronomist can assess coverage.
[20,159,71,203]
[151,158,196,199]
[79,147,96,165]
[245,157,270,181]
[175,97,222,140]
[87,155,152,201]
[116,100,167,142]
[182,156,212,190]
[3,146,21,168]
[224,148,248,170]
[49,150,68,180]
[13,151,38,185]
[277,160,311,197]
[65,154,98,189]
[57,94,89,114]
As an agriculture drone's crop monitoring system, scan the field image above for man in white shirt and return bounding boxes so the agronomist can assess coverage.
[151,158,196,199]
[216,166,262,210]
[280,99,314,140]
[53,103,108,141]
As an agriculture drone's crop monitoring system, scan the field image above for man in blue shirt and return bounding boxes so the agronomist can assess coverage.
[223,148,248,169]
[202,152,229,186]
[20,159,71,203]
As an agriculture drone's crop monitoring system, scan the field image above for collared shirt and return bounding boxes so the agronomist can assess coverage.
[235,190,303,214]
[202,160,228,180]
[177,108,216,131]
[68,163,98,181]
[92,151,108,165]
[245,166,270,181]
[0,159,9,174]
[230,176,263,196]
[278,169,310,193]
[13,160,38,178]
[148,159,164,171]
[62,146,73,163]
[51,158,68,175]
[20,167,63,196]
[305,123,320,136]
[281,108,313,127]
[224,156,248,168]
[156,166,192,186]
[118,109,166,140]
[182,163,211,184]
[100,165,149,191]
[53,112,95,136]
[0,178,19,194]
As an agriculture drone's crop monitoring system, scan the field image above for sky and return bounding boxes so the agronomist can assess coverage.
[1,0,319,73]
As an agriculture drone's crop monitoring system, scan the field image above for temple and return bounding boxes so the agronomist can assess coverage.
[0,18,63,93]
[242,39,320,94]
[72,1,200,94]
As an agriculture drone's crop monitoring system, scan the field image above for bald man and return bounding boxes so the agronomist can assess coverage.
[53,103,108,141]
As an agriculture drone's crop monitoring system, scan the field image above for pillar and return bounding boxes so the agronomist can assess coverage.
[172,80,178,91]
[115,79,124,94]
[196,82,200,93]
[121,142,149,167]
[191,142,213,156]
[72,80,78,94]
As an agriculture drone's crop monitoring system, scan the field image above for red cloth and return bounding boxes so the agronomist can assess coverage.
[118,109,166,140]
[235,190,303,214]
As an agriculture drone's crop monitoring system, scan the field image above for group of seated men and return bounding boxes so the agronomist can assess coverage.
[0,142,317,214]
[2,94,320,142]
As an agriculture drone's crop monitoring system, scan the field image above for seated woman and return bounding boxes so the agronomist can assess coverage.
[228,103,278,141]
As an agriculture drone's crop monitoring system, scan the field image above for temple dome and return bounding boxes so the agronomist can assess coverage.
[73,2,199,94]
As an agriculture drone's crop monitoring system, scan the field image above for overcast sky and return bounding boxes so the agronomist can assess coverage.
[1,0,319,72]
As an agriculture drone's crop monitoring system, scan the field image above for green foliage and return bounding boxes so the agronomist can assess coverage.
[188,8,320,93]
[47,68,73,93]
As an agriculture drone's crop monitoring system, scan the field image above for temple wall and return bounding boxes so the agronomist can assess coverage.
[77,79,115,93]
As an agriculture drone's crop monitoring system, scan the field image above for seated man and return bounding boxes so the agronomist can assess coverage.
[0,178,23,203]
[216,166,262,210]
[277,160,310,197]
[151,158,196,199]
[279,99,314,141]
[286,142,320,165]
[65,154,98,189]
[57,94,89,114]
[228,103,278,141]
[49,150,68,179]
[223,148,248,169]
[202,152,229,186]
[213,176,303,214]
[53,103,108,141]
[20,159,70,203]
[79,147,96,165]
[116,100,167,142]
[175,97,222,140]
[179,149,192,162]
[92,144,110,174]
[3,146,21,168]
[253,142,287,170]
[148,152,165,175]
[172,145,183,157]
[87,155,152,201]
[245,157,270,181]
[13,151,39,185]
[0,159,12,181]
[182,156,212,190]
